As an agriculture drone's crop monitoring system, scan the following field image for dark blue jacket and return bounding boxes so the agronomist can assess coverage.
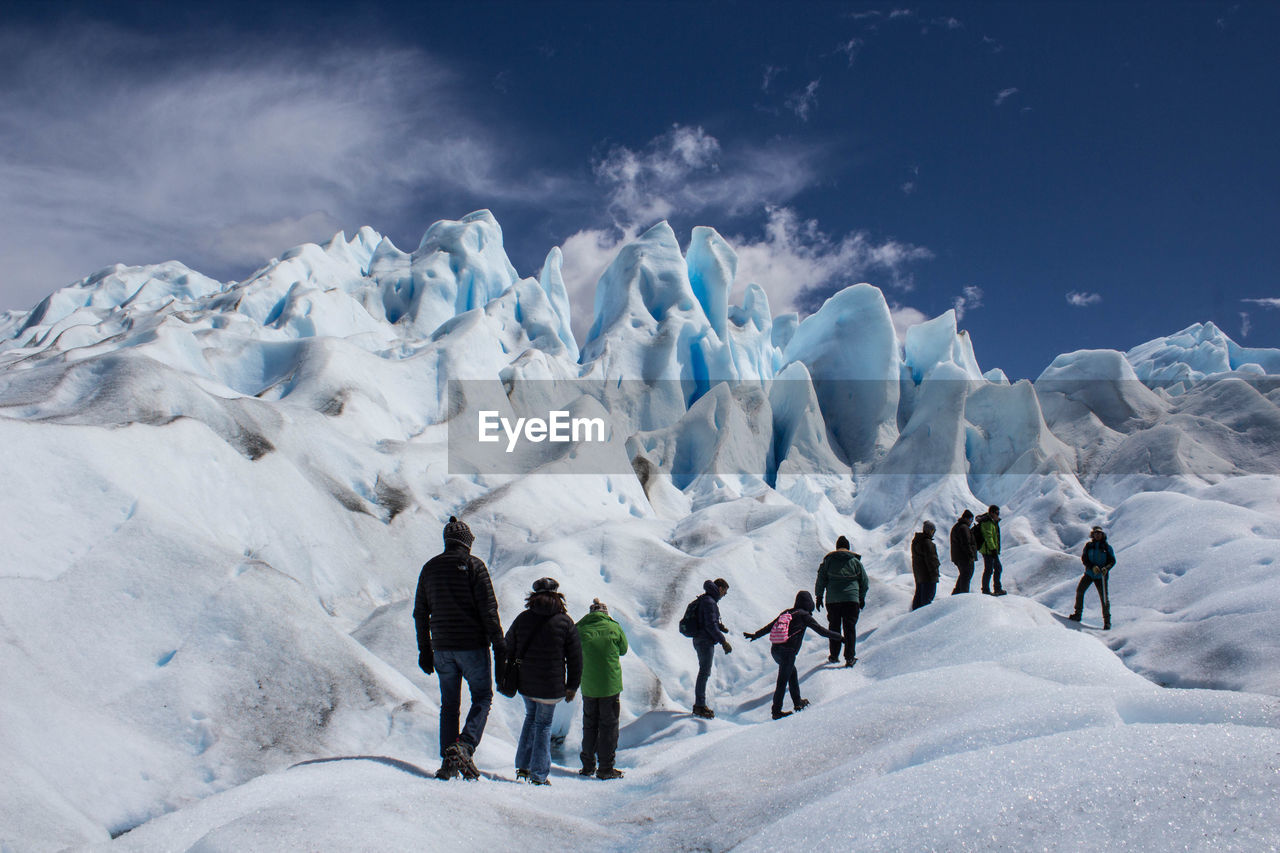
[693,580,727,644]
[746,590,841,653]
[1082,538,1116,580]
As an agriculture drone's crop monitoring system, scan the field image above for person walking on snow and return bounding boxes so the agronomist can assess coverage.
[815,536,869,666]
[414,516,506,781]
[1070,527,1115,630]
[744,590,843,719]
[575,598,628,780]
[505,577,582,786]
[976,505,1007,596]
[911,521,941,611]
[950,510,978,594]
[690,578,733,719]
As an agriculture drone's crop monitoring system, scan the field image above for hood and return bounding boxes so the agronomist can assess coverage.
[793,590,816,612]
[577,610,615,628]
[823,550,862,567]
[913,530,934,543]
[703,579,722,600]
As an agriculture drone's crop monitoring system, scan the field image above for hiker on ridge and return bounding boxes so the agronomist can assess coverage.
[976,505,1007,596]
[744,590,843,720]
[911,521,941,611]
[1069,527,1115,630]
[950,510,978,594]
[814,536,869,667]
[414,515,506,781]
[504,577,582,786]
[685,578,732,719]
[575,598,628,780]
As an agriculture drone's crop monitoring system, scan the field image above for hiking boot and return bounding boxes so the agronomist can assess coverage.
[435,754,461,780]
[516,768,530,782]
[446,742,481,781]
[844,657,858,668]
[981,589,992,595]
[1068,612,1082,622]
[771,709,792,720]
[578,765,596,777]
[692,705,715,719]
[993,589,1008,597]
[793,699,810,712]
[1103,621,1111,630]
[596,767,625,780]
[528,777,552,786]
[827,654,840,663]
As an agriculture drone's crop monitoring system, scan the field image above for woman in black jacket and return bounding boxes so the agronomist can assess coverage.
[744,590,842,720]
[504,577,583,785]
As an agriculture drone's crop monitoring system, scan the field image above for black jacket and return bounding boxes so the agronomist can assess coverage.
[504,595,583,700]
[747,591,841,653]
[413,543,505,657]
[693,580,727,644]
[950,519,977,565]
[911,532,940,583]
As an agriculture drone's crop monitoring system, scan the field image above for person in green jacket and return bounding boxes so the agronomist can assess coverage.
[815,536,869,667]
[575,598,628,780]
[976,505,1007,596]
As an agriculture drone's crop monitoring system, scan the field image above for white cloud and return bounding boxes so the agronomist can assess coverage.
[1239,312,1252,338]
[762,65,782,92]
[785,79,822,122]
[953,285,984,320]
[1066,291,1103,307]
[731,206,933,314]
[890,305,929,342]
[0,27,565,310]
[1242,297,1280,309]
[994,87,1020,107]
[837,38,864,66]
[556,225,640,345]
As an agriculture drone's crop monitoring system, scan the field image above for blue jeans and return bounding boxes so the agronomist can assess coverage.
[436,648,492,758]
[771,645,801,713]
[515,698,557,782]
[693,639,716,706]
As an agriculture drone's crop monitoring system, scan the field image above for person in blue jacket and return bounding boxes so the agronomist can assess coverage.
[744,590,842,720]
[1069,527,1115,629]
[690,578,732,719]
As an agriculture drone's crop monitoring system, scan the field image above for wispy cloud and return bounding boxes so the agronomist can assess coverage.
[0,25,565,310]
[1066,291,1103,307]
[1239,312,1252,338]
[953,285,984,320]
[994,87,1020,107]
[762,65,782,92]
[785,79,822,122]
[902,165,920,195]
[1242,297,1280,309]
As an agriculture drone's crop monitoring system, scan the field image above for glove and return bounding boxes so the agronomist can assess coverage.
[721,640,733,654]
[742,631,754,641]
[718,621,728,633]
[418,650,434,675]
[565,689,576,702]
[815,598,823,612]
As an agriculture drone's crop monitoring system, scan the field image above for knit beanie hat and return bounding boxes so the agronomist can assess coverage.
[835,535,850,550]
[443,515,474,548]
[532,577,559,593]
[589,598,608,613]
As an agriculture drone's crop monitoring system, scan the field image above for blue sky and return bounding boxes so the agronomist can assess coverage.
[2,0,1277,377]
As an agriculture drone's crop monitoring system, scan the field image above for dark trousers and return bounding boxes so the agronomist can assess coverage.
[981,552,1004,593]
[826,601,861,661]
[911,580,937,611]
[580,694,621,771]
[770,645,801,713]
[1074,573,1111,623]
[436,648,493,757]
[693,638,715,706]
[952,559,975,594]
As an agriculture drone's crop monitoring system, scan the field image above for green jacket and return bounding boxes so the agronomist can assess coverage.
[977,516,1001,555]
[815,550,869,607]
[575,611,628,698]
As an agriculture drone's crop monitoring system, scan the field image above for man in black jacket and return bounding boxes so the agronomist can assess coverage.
[911,521,941,611]
[744,590,842,719]
[414,516,506,780]
[950,510,977,594]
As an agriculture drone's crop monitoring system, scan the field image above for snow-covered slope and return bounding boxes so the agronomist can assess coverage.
[1,212,1278,850]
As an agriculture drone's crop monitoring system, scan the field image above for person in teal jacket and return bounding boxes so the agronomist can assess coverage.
[815,536,870,666]
[1069,527,1115,629]
[575,599,628,780]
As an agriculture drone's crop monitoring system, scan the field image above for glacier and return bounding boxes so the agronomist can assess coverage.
[1,211,1279,850]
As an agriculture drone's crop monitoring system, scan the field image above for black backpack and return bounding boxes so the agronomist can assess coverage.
[678,596,703,638]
